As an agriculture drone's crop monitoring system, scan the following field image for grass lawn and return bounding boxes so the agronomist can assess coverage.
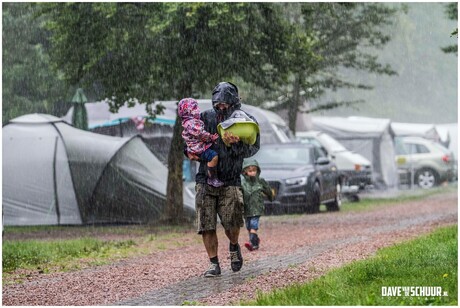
[2,237,137,274]
[243,225,458,306]
[340,184,457,212]
[2,224,198,279]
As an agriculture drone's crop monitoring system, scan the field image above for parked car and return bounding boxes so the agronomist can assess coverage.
[251,143,342,215]
[296,131,373,200]
[395,136,456,189]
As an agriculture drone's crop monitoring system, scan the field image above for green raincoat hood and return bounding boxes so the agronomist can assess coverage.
[242,158,261,178]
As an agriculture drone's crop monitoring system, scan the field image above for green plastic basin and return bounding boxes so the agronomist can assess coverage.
[217,122,260,146]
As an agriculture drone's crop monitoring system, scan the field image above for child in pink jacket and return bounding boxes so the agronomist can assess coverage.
[178,98,223,187]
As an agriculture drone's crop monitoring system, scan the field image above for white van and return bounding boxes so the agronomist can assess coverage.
[296,130,373,200]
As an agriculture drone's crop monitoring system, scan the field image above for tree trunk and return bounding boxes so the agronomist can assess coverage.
[163,111,185,225]
[288,73,301,135]
[163,80,193,225]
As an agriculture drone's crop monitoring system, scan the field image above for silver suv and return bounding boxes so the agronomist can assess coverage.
[395,136,456,189]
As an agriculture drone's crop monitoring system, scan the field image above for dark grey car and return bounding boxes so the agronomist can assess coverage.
[251,143,342,215]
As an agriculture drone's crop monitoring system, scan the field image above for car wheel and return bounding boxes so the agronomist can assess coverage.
[346,194,360,203]
[306,182,321,214]
[326,183,342,212]
[415,168,439,189]
[264,205,274,216]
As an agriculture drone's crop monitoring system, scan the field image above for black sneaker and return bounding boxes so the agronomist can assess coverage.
[229,243,243,272]
[204,262,221,277]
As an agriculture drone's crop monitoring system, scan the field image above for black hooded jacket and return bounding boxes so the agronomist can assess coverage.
[195,82,260,186]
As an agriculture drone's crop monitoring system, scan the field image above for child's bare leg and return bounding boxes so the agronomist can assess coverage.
[250,229,258,242]
[207,155,219,168]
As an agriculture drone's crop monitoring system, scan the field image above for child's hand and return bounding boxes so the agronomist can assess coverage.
[222,131,240,144]
[187,153,200,161]
[211,133,219,143]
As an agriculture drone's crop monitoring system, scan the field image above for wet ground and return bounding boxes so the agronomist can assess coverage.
[3,190,457,306]
[119,192,457,306]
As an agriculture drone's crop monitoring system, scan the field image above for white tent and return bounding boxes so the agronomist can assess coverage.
[3,114,195,226]
[391,122,441,143]
[436,123,458,159]
[309,116,398,189]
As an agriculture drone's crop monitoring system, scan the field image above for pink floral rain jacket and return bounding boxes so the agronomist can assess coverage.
[178,98,218,155]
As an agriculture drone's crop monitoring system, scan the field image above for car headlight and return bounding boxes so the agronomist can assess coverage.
[285,176,307,186]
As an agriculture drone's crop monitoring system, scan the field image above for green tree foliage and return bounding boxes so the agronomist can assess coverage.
[2,3,70,125]
[40,3,290,106]
[209,2,397,132]
[259,3,398,133]
[39,2,291,223]
[442,2,457,55]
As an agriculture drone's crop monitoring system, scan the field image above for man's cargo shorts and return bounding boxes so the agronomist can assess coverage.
[195,183,244,234]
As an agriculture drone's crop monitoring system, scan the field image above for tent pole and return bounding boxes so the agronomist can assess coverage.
[53,137,61,225]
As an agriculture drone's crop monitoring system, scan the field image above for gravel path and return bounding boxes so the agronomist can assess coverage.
[2,191,457,306]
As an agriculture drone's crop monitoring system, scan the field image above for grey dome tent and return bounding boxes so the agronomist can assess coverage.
[63,100,178,165]
[2,114,194,226]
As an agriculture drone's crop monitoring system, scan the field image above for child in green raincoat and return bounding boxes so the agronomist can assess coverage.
[241,159,274,251]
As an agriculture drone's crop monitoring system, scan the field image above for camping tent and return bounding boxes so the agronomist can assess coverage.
[308,116,398,189]
[62,100,178,165]
[63,99,293,146]
[63,100,294,180]
[391,121,457,157]
[2,114,195,226]
[435,123,458,158]
[391,122,441,143]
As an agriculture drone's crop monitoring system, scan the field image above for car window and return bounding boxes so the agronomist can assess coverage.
[394,137,408,155]
[255,147,312,165]
[405,143,416,154]
[299,137,322,148]
[405,143,429,154]
[313,147,327,160]
[414,144,430,154]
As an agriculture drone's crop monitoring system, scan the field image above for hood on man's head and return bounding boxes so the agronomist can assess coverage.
[212,82,241,119]
[212,82,240,107]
